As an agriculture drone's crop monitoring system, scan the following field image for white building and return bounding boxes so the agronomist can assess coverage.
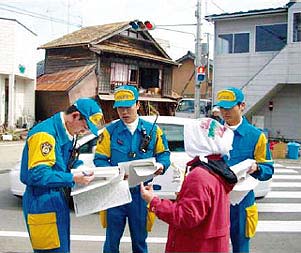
[0,18,37,129]
[206,1,301,141]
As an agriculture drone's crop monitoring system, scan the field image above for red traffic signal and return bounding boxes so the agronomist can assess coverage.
[269,100,274,111]
[144,21,154,30]
[129,20,155,31]
[197,65,206,74]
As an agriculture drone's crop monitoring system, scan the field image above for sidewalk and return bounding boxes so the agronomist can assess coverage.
[0,141,24,173]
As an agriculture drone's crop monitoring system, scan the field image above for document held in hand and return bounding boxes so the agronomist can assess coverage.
[118,157,157,187]
[71,166,132,217]
[229,159,259,205]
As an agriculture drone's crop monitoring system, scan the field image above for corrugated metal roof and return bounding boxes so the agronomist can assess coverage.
[90,42,177,65]
[36,64,95,91]
[205,6,287,21]
[39,21,129,49]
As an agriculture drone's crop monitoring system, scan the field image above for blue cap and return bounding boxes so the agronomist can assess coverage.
[215,87,244,109]
[73,98,103,136]
[113,85,139,108]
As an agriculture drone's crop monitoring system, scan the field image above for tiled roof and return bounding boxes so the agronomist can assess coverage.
[36,64,95,91]
[39,21,129,49]
[176,51,195,63]
[90,41,177,65]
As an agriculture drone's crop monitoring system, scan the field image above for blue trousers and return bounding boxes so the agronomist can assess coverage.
[103,189,148,253]
[230,191,254,253]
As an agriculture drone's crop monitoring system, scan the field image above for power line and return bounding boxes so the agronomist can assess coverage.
[0,3,82,27]
[157,23,197,27]
[210,0,226,12]
[156,27,196,37]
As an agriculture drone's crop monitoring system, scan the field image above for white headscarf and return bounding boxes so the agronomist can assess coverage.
[184,118,234,160]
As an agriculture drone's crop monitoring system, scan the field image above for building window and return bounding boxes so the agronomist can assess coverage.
[255,24,287,52]
[110,63,138,90]
[217,33,249,54]
[293,12,301,42]
[140,68,159,89]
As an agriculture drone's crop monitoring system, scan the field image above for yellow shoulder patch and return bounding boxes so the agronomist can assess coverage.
[95,128,111,158]
[27,132,56,169]
[155,126,166,154]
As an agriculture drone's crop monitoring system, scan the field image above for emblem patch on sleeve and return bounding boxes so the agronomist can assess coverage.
[97,133,104,145]
[41,142,53,156]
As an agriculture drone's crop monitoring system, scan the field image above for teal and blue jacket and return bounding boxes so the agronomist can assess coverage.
[226,116,274,253]
[20,112,81,253]
[93,118,170,171]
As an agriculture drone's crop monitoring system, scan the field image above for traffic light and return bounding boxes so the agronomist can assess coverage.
[197,65,206,82]
[269,100,274,111]
[129,20,155,31]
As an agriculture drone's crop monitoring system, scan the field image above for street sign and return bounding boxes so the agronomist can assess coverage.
[197,65,205,82]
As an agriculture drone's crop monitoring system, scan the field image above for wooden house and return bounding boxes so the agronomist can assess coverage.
[36,21,178,122]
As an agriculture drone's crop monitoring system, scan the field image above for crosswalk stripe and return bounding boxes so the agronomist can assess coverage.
[257,203,301,212]
[271,182,301,188]
[285,166,301,170]
[272,175,301,180]
[265,191,301,198]
[274,168,298,174]
[257,221,301,232]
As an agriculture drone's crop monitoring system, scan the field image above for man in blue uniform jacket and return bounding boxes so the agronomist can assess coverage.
[215,87,274,253]
[94,85,171,253]
[20,98,103,253]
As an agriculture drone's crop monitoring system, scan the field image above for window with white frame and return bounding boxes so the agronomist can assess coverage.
[293,12,301,42]
[217,33,249,54]
[255,23,287,51]
[110,63,138,88]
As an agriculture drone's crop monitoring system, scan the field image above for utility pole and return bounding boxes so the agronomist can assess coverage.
[194,0,202,118]
[205,32,210,98]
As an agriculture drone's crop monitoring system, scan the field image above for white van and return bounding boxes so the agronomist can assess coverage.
[175,98,211,118]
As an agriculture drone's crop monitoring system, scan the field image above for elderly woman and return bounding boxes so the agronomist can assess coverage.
[140,118,237,253]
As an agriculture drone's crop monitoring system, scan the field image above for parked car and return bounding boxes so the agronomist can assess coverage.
[9,116,271,199]
[175,98,212,118]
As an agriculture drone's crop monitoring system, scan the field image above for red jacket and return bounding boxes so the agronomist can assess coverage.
[150,163,234,253]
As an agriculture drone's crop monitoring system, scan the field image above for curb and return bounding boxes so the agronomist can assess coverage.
[0,141,25,146]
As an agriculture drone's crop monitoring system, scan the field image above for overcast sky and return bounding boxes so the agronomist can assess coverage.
[0,0,288,61]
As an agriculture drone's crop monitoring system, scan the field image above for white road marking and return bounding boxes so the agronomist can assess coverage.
[257,203,301,212]
[271,182,301,188]
[1,220,301,243]
[0,231,167,243]
[257,221,301,232]
[285,166,301,170]
[272,175,301,180]
[265,191,301,198]
[274,168,298,174]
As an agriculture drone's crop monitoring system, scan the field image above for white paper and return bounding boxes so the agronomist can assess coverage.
[118,158,157,187]
[229,159,259,205]
[73,180,132,217]
[71,167,120,196]
[71,166,132,217]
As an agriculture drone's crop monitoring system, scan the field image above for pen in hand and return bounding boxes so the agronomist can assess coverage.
[82,171,92,176]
